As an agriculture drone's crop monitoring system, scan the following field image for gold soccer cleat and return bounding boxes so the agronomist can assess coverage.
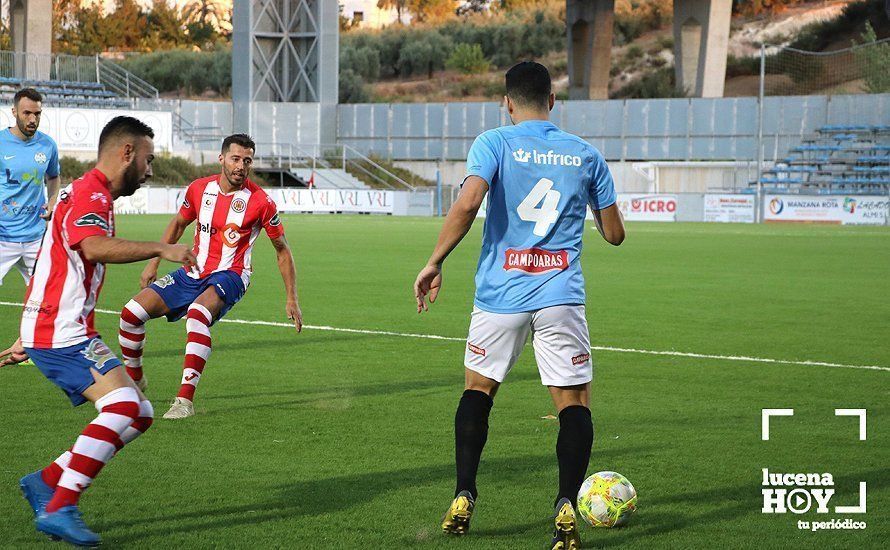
[441,490,475,535]
[551,498,582,550]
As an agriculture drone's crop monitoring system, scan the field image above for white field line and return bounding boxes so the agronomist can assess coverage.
[1,301,887,372]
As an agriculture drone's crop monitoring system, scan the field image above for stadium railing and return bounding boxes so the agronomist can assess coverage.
[253,142,416,191]
[0,50,158,104]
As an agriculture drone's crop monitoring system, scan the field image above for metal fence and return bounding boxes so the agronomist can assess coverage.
[0,50,158,99]
[337,94,890,163]
[0,51,99,82]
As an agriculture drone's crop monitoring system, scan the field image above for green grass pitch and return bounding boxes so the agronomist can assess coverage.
[0,215,887,548]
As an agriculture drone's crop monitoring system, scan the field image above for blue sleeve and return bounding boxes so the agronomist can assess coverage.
[464,131,500,187]
[588,150,617,211]
[46,139,60,179]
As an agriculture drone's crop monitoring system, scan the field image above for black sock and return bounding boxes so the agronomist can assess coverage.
[454,389,493,500]
[556,405,593,507]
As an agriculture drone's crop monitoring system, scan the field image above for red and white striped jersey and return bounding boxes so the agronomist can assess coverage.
[179,176,284,286]
[20,169,115,348]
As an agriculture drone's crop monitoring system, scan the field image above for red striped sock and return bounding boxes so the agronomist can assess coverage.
[41,450,72,488]
[119,300,150,381]
[177,304,213,401]
[45,387,141,513]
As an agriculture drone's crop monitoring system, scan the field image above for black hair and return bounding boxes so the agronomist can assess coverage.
[13,87,42,106]
[222,133,256,154]
[505,61,552,110]
[98,116,154,153]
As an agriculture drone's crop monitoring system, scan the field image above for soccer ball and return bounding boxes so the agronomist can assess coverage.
[577,471,637,528]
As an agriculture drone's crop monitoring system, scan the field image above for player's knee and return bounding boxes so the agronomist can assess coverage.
[187,302,214,325]
[121,298,150,327]
[134,400,154,432]
[464,369,499,397]
[140,399,155,420]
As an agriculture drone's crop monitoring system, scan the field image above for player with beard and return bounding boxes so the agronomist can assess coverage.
[0,116,196,546]
[117,134,303,419]
[0,88,61,288]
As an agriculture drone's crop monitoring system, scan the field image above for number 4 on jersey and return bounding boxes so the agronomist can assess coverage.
[517,178,561,236]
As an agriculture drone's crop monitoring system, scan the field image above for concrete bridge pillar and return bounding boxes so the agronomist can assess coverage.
[673,0,732,97]
[9,0,53,80]
[566,0,614,100]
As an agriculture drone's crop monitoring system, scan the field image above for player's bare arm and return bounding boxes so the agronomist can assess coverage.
[591,203,626,246]
[270,234,303,333]
[79,235,196,266]
[414,175,488,313]
[141,212,193,287]
[40,175,61,221]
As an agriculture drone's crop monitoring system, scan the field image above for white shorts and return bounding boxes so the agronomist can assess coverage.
[464,304,592,387]
[0,239,40,286]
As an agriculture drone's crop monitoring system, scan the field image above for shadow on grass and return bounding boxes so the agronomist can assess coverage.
[140,332,381,360]
[97,446,660,544]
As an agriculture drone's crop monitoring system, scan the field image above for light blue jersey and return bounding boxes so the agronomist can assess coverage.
[0,128,60,242]
[466,120,616,314]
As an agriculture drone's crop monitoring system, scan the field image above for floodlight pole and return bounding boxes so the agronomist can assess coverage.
[755,44,766,223]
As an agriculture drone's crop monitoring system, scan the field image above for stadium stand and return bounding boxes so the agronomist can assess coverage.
[757,125,890,195]
[0,76,130,109]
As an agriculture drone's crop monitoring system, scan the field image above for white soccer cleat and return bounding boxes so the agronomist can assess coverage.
[162,397,194,420]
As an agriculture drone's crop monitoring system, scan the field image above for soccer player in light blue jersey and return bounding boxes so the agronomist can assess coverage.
[0,88,61,287]
[414,62,625,549]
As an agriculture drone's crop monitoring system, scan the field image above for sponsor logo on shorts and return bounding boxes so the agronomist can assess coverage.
[154,273,175,288]
[231,197,247,213]
[467,343,486,356]
[503,248,569,274]
[572,353,590,366]
[221,223,241,247]
[215,283,226,296]
[73,213,109,231]
[80,339,116,370]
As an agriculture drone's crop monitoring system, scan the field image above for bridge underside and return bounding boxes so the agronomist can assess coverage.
[567,0,732,99]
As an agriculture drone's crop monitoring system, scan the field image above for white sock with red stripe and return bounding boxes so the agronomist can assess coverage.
[46,387,145,512]
[119,300,150,382]
[41,399,153,490]
[177,303,213,401]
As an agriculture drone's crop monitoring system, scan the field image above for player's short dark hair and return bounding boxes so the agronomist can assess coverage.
[98,116,154,153]
[222,134,256,154]
[505,61,552,110]
[13,87,42,107]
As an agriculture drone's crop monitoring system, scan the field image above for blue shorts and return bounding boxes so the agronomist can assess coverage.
[26,337,123,407]
[150,268,246,324]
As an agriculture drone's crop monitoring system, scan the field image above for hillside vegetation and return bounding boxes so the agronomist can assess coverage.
[58,0,890,102]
